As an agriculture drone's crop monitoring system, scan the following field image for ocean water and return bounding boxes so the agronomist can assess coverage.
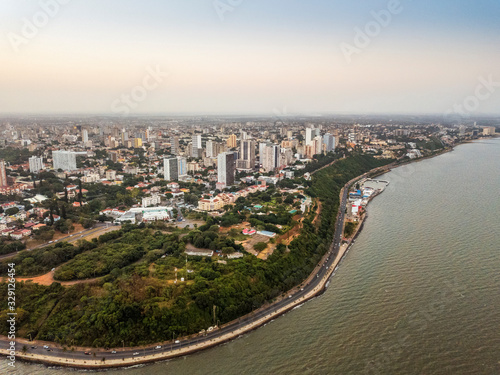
[4,138,500,375]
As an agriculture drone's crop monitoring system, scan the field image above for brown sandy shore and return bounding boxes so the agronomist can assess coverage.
[0,140,484,369]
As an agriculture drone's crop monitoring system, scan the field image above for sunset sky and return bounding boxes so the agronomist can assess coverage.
[1,0,499,115]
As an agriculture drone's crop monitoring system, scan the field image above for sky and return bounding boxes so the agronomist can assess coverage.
[1,0,499,116]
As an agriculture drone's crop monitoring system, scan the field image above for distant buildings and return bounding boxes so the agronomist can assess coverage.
[217,151,236,187]
[483,126,496,136]
[52,150,77,171]
[0,160,7,187]
[29,156,44,173]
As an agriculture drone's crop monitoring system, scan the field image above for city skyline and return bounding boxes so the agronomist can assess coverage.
[1,0,499,116]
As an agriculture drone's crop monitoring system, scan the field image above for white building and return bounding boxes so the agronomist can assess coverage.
[261,143,280,172]
[29,156,44,173]
[142,194,161,208]
[52,150,77,171]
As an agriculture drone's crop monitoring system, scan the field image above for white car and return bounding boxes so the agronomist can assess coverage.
[175,340,180,344]
[43,345,49,349]
[133,352,140,356]
[155,345,161,349]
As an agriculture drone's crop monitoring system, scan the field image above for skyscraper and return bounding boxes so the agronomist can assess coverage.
[217,151,236,187]
[192,134,202,158]
[177,156,187,177]
[52,150,77,171]
[82,129,89,143]
[305,127,314,145]
[163,157,179,181]
[226,134,237,148]
[0,160,7,187]
[29,156,44,173]
[239,139,255,169]
[171,136,179,155]
[323,133,336,152]
[262,143,280,172]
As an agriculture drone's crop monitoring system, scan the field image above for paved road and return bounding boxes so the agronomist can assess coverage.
[0,184,353,365]
[0,223,117,261]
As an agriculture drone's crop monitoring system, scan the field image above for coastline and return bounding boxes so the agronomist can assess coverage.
[0,140,485,369]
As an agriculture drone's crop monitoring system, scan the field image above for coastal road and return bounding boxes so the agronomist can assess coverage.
[0,183,352,366]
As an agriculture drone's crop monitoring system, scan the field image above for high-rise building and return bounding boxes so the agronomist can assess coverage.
[323,133,336,152]
[177,156,188,177]
[206,140,214,158]
[217,151,236,187]
[240,131,248,140]
[313,136,323,155]
[170,136,179,155]
[227,134,237,148]
[0,160,7,187]
[305,128,314,145]
[29,156,44,173]
[192,134,202,158]
[121,130,129,143]
[52,150,77,171]
[239,139,255,169]
[134,138,143,148]
[163,157,179,181]
[82,129,89,143]
[262,143,280,172]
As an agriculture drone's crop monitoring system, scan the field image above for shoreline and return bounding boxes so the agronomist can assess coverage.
[0,142,478,369]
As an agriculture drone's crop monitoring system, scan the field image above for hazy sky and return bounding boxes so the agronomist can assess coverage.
[1,0,499,116]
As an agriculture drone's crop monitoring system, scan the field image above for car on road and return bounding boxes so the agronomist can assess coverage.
[84,351,91,355]
[155,345,161,349]
[133,352,140,356]
[43,345,49,349]
[48,241,53,244]
[175,340,180,344]
[31,346,37,349]
[51,268,55,272]
[111,350,117,354]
